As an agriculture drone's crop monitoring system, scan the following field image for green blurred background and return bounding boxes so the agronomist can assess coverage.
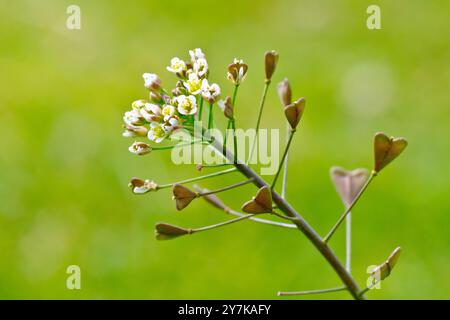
[1,0,449,299]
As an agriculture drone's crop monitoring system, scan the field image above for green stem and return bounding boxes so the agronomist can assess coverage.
[247,81,270,165]
[198,97,204,121]
[198,178,254,197]
[153,140,209,151]
[191,213,257,234]
[158,168,237,189]
[323,173,376,243]
[271,129,296,189]
[208,102,214,130]
[281,124,290,198]
[231,85,239,163]
[278,286,347,297]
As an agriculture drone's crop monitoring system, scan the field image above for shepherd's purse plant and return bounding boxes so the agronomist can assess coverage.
[121,48,408,299]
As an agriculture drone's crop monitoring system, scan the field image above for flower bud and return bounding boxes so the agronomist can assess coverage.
[227,58,248,85]
[241,186,273,214]
[373,132,408,173]
[218,96,233,119]
[172,80,188,96]
[143,73,161,91]
[264,50,279,82]
[284,97,306,130]
[122,125,148,138]
[277,78,292,106]
[330,167,369,207]
[155,223,191,240]
[128,141,152,155]
[128,178,158,194]
[149,91,163,103]
[172,184,198,210]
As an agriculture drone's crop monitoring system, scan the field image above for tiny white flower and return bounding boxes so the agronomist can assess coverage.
[193,57,208,78]
[140,103,162,122]
[161,104,176,121]
[174,95,197,115]
[183,73,203,95]
[129,178,158,194]
[201,79,221,103]
[128,141,152,155]
[142,73,161,90]
[167,57,187,74]
[189,48,205,61]
[124,109,144,126]
[148,122,168,143]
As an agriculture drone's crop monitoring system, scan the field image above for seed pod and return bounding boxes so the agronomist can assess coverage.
[172,184,198,210]
[284,97,306,130]
[264,50,279,82]
[371,247,402,281]
[277,78,292,106]
[241,186,273,214]
[373,132,408,173]
[330,167,369,207]
[155,223,191,240]
[218,96,233,119]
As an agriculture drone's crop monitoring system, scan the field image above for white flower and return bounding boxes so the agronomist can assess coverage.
[193,58,208,78]
[161,104,176,121]
[128,141,152,155]
[167,57,187,74]
[140,103,162,122]
[148,123,168,143]
[131,99,146,109]
[189,48,205,61]
[129,178,158,194]
[142,73,161,90]
[123,109,144,126]
[201,80,221,103]
[174,95,197,116]
[183,73,203,95]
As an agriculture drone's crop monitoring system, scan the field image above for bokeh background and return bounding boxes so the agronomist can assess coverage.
[1,0,449,299]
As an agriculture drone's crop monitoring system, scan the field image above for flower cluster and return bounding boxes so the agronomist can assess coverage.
[123,48,227,147]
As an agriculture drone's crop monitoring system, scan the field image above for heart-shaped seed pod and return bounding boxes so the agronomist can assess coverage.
[330,167,370,207]
[373,132,408,173]
[241,186,273,214]
[284,97,306,130]
[172,184,198,210]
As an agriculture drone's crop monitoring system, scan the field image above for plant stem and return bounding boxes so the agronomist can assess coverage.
[191,214,256,233]
[271,129,295,189]
[207,102,214,129]
[199,178,254,196]
[281,124,290,199]
[158,168,237,189]
[209,138,366,300]
[247,81,270,165]
[278,286,347,297]
[346,212,352,272]
[231,85,239,163]
[198,97,204,121]
[323,173,376,243]
[153,140,209,151]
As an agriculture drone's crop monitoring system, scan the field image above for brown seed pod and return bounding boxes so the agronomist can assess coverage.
[172,184,198,210]
[373,132,408,173]
[265,50,279,82]
[241,186,273,214]
[284,97,306,130]
[155,223,191,240]
[330,167,370,207]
